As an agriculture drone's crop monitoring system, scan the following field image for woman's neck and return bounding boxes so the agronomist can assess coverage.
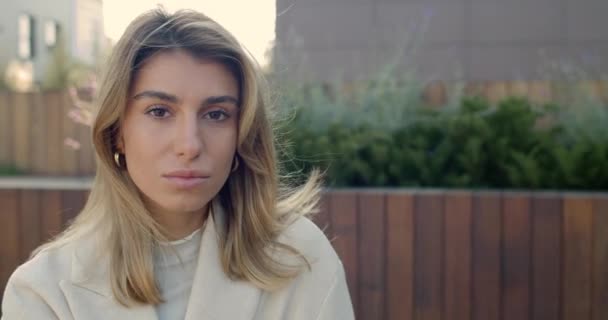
[150,203,210,241]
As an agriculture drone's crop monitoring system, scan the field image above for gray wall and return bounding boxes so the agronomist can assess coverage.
[274,0,608,82]
[72,0,105,66]
[0,0,75,84]
[0,0,104,86]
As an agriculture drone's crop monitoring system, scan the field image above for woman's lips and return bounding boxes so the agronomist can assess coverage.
[163,176,208,189]
[162,170,210,189]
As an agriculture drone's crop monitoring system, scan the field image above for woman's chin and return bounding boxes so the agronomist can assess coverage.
[165,202,208,215]
[146,194,210,216]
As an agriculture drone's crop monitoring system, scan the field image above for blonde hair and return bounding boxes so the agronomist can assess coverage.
[35,8,322,306]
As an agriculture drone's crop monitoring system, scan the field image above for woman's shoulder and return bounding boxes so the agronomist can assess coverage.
[277,215,342,273]
[6,233,99,291]
[10,243,74,284]
[259,216,354,319]
[2,240,75,317]
[2,234,106,318]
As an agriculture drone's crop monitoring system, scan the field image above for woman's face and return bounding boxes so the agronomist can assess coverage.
[118,49,239,216]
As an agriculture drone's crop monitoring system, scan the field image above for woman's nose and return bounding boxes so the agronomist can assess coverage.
[174,113,203,160]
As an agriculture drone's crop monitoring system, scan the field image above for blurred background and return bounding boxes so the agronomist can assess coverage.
[1,0,607,319]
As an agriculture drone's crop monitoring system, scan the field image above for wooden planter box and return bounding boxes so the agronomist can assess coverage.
[1,179,607,320]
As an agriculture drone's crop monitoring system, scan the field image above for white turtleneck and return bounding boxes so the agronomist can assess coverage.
[153,226,203,320]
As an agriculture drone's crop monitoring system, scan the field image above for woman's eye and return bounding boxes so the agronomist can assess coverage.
[204,110,229,121]
[146,107,170,118]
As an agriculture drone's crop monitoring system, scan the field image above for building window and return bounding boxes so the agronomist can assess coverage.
[45,20,59,47]
[18,14,35,59]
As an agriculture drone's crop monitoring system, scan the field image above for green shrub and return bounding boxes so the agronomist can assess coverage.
[0,164,24,176]
[277,92,608,190]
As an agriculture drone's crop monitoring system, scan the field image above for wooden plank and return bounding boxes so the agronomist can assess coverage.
[40,190,64,241]
[531,194,562,320]
[562,196,593,320]
[70,90,95,175]
[314,191,333,239]
[0,190,20,298]
[444,192,472,320]
[80,124,95,175]
[18,189,41,261]
[329,191,359,318]
[598,80,608,104]
[486,81,508,105]
[386,192,414,320]
[528,81,553,105]
[423,81,447,107]
[61,190,86,227]
[472,192,501,320]
[502,194,531,320]
[46,91,64,175]
[73,102,85,176]
[464,82,486,98]
[71,93,95,176]
[508,81,529,98]
[12,93,30,172]
[414,192,443,320]
[30,93,48,174]
[593,196,608,320]
[0,92,13,165]
[358,192,386,320]
[61,92,79,175]
[579,80,602,101]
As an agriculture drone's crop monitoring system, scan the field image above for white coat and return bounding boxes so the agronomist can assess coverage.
[1,201,354,320]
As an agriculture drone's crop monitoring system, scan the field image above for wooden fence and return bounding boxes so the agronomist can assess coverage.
[422,80,608,107]
[0,91,95,176]
[1,80,607,176]
[1,185,607,320]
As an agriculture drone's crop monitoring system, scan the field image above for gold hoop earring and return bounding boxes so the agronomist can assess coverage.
[114,152,122,168]
[231,156,239,172]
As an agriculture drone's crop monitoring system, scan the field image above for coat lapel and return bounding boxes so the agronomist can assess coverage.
[184,199,262,320]
[62,233,158,320]
[60,199,261,320]
[59,282,158,320]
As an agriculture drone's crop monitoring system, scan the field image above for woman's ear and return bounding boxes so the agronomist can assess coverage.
[116,133,125,153]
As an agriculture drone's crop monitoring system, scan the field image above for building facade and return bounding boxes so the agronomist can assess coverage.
[274,0,608,83]
[0,0,105,89]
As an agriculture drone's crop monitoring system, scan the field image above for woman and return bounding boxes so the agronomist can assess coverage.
[1,9,354,320]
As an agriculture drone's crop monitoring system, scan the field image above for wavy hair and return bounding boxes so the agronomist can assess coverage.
[34,8,322,306]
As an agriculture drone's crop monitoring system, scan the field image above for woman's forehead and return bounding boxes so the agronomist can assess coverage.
[130,49,239,100]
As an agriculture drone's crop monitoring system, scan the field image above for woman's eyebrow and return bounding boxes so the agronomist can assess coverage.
[132,90,179,103]
[131,90,239,107]
[204,95,239,107]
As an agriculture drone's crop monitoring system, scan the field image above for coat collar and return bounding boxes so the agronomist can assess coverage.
[183,199,262,319]
[65,199,262,320]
